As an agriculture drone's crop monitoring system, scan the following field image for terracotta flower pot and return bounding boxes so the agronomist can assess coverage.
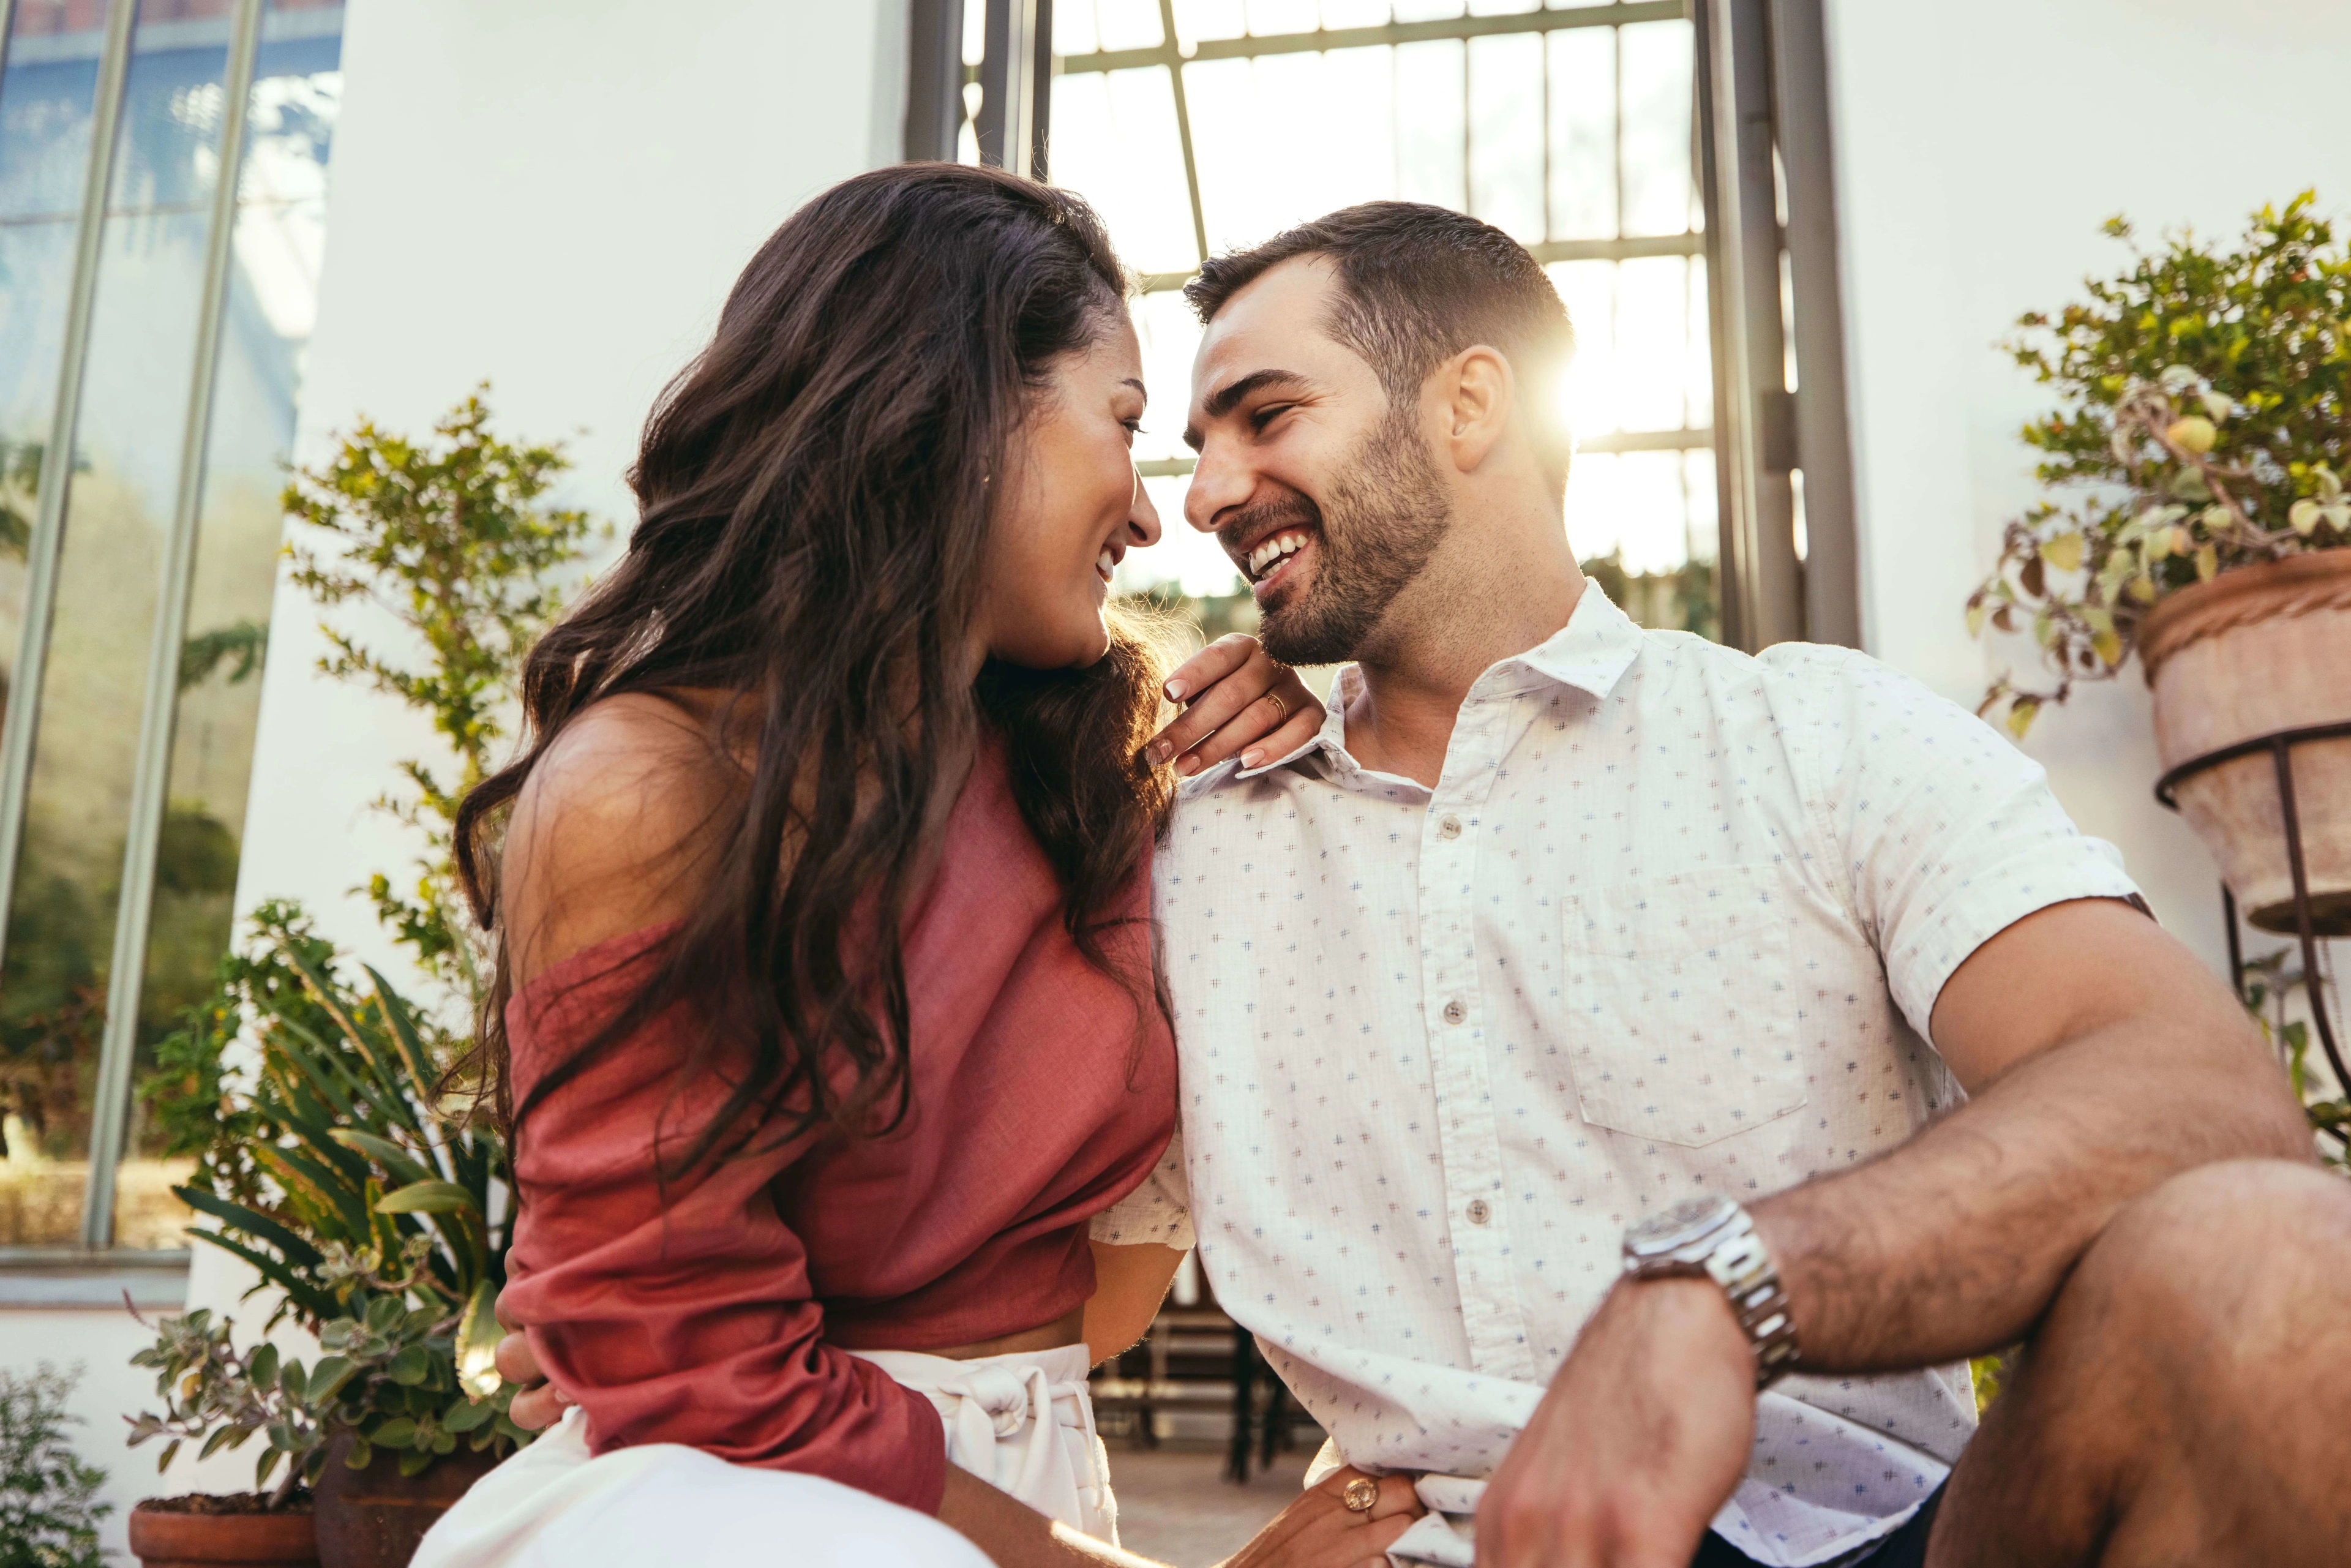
[312,1432,500,1568]
[127,1497,317,1568]
[2140,548,2351,934]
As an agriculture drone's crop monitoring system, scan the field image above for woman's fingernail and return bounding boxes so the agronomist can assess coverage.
[1146,740,1172,765]
[1240,749,1264,768]
[1176,754,1199,776]
[1164,678,1188,702]
[552,1387,574,1406]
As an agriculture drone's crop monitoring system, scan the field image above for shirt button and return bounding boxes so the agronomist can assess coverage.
[1466,1199,1491,1225]
[1438,815,1462,840]
[1442,999,1466,1026]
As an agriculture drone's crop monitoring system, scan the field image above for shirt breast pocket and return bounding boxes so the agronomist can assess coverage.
[1562,866,1806,1147]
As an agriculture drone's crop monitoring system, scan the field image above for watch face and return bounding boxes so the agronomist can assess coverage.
[1625,1195,1737,1256]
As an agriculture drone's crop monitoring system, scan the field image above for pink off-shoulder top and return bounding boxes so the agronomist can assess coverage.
[496,741,1176,1514]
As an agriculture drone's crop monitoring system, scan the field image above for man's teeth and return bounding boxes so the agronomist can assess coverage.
[1247,531,1310,581]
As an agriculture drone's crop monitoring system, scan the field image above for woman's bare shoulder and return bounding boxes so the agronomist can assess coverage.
[501,691,745,985]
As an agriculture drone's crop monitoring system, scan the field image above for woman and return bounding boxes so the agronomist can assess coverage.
[413,165,1420,1567]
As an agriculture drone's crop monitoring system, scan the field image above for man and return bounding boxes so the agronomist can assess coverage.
[501,203,2351,1568]
[1114,201,2351,1567]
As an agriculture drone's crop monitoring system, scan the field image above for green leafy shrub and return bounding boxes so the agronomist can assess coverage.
[142,902,525,1485]
[1969,193,2351,735]
[0,1363,109,1568]
[280,388,604,1016]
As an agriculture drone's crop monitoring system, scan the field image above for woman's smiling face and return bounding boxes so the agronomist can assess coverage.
[978,310,1162,671]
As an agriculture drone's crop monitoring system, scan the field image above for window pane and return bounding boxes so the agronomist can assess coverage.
[1545,25,1613,239]
[1056,0,1100,55]
[1,0,120,841]
[1613,254,1687,432]
[1183,46,1408,254]
[1172,0,1247,47]
[1131,288,1204,468]
[1617,18,1692,237]
[1466,31,1542,244]
[0,2,233,1247]
[1550,257,1615,438]
[1392,38,1463,211]
[117,5,343,1251]
[1049,67,1197,276]
[1096,0,1167,51]
[1244,0,1318,37]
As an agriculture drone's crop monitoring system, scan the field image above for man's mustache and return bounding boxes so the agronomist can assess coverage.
[1217,493,1324,565]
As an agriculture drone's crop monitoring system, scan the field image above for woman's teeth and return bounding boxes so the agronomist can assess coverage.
[1247,530,1310,582]
[1097,547,1116,581]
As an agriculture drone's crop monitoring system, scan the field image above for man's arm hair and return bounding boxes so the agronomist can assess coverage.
[1753,896,2312,1373]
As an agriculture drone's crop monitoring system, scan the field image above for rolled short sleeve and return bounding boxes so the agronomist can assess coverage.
[1089,1128,1194,1251]
[1769,646,2143,1045]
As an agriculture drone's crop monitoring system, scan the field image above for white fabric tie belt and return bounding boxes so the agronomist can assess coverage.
[851,1341,1116,1544]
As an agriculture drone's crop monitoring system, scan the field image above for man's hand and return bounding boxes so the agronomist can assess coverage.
[1477,1278,1753,1568]
[492,1289,569,1431]
[1146,634,1323,777]
[1219,1467,1423,1568]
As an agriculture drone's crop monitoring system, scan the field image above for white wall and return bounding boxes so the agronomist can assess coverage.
[231,0,908,994]
[11,1,904,1550]
[1826,0,2351,966]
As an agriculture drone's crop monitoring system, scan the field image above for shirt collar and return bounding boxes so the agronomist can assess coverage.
[1215,581,1646,786]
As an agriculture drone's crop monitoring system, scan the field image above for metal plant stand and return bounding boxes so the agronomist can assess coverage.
[2154,721,2351,1147]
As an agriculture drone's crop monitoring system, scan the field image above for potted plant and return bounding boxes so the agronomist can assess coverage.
[124,1310,320,1567]
[140,906,529,1568]
[1968,193,2351,936]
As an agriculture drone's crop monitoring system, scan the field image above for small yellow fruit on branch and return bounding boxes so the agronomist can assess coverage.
[2165,415,2217,454]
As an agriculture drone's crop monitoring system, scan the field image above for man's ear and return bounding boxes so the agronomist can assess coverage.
[1438,345,1515,474]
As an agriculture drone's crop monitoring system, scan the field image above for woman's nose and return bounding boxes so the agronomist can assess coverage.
[1127,465,1163,548]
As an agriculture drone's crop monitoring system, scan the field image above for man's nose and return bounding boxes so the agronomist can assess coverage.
[1183,437,1249,535]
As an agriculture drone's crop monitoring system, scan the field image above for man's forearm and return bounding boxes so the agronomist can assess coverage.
[1754,994,2310,1373]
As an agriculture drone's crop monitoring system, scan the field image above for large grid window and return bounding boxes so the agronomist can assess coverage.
[0,0,343,1256]
[942,0,1720,628]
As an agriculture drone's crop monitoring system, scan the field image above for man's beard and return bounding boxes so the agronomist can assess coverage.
[1238,403,1453,668]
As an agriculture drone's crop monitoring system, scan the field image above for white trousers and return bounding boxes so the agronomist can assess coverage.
[413,1343,1112,1568]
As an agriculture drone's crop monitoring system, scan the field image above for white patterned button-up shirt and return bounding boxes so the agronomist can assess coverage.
[1100,585,2140,1567]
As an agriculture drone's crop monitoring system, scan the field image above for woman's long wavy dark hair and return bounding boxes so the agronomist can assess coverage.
[452,163,1172,1171]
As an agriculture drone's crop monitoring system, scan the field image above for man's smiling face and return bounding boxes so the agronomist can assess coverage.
[1180,255,1453,667]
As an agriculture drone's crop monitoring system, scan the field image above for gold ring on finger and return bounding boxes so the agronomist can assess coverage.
[1342,1477,1380,1514]
[1266,692,1288,724]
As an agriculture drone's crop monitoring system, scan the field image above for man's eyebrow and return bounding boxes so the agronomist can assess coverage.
[1120,377,1147,399]
[1183,368,1311,450]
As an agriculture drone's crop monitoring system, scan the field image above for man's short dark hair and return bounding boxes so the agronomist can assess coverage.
[1183,202,1577,483]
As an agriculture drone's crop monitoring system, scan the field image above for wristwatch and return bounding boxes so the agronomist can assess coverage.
[1621,1195,1801,1389]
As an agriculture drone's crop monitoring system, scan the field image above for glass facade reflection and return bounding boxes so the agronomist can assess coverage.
[0,0,343,1252]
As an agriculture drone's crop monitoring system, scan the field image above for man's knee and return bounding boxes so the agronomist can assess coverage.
[2061,1158,2351,1364]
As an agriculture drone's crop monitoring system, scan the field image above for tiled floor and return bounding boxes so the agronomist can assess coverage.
[1109,1443,1314,1567]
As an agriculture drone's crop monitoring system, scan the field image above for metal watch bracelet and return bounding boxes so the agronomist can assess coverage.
[1696,1210,1802,1389]
[1622,1199,1802,1390]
